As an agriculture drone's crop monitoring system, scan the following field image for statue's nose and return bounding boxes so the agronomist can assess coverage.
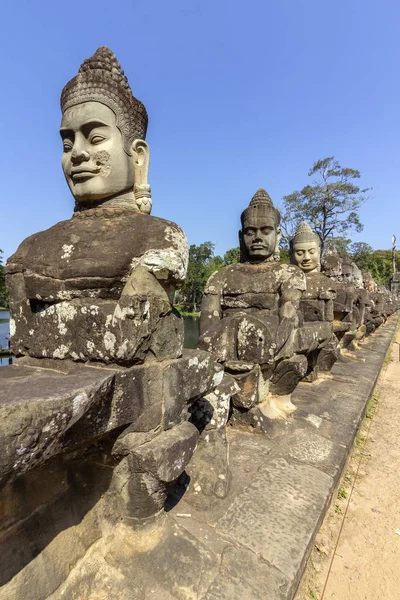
[71,147,90,162]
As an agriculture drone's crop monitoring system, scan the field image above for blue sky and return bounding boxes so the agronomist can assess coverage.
[1,0,399,262]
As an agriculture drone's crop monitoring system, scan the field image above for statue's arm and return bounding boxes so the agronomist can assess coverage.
[199,270,224,343]
[199,292,221,338]
[275,267,306,356]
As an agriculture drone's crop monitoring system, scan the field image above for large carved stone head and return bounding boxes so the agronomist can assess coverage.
[60,47,151,213]
[341,258,355,285]
[290,221,321,273]
[239,188,281,263]
[351,262,364,288]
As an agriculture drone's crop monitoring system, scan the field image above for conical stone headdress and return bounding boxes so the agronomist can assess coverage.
[290,221,320,249]
[61,46,148,155]
[240,188,280,227]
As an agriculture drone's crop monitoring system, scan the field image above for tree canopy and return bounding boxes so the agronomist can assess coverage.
[179,243,239,312]
[281,157,369,255]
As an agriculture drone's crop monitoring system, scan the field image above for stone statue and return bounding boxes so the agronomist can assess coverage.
[199,188,308,427]
[3,46,221,536]
[321,252,369,351]
[289,222,339,379]
[290,221,321,274]
[6,47,188,366]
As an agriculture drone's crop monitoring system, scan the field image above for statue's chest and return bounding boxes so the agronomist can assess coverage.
[21,218,134,300]
[220,267,282,312]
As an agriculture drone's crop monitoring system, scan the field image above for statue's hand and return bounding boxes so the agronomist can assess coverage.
[279,301,298,324]
[120,266,169,303]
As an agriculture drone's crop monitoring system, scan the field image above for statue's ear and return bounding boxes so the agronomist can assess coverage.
[132,140,152,214]
[276,226,282,246]
[131,139,150,186]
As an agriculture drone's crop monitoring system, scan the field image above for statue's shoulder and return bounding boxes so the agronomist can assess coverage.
[304,271,337,299]
[273,263,306,289]
[6,212,189,283]
[6,219,72,274]
[124,213,189,282]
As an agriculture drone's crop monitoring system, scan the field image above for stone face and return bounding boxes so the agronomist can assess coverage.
[290,221,321,274]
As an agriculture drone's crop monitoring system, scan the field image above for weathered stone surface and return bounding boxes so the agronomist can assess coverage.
[231,365,262,409]
[0,352,220,487]
[7,227,187,365]
[208,546,291,600]
[216,458,333,580]
[162,350,223,429]
[1,317,395,600]
[0,364,116,485]
[270,355,308,395]
[128,422,199,482]
[199,190,307,424]
[104,520,219,599]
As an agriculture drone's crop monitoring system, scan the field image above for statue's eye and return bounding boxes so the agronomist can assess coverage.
[310,249,315,254]
[63,140,73,152]
[90,135,106,144]
[296,250,303,256]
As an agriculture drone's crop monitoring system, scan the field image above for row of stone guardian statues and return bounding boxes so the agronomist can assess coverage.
[199,189,397,435]
[3,46,397,528]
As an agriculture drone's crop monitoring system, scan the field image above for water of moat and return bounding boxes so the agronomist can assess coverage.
[0,312,200,366]
[0,311,11,366]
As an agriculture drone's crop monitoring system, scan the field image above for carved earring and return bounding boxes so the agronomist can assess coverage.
[134,184,152,214]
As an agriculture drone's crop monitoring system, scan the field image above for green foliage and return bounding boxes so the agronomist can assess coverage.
[180,244,241,312]
[279,247,290,264]
[180,242,215,312]
[0,250,8,309]
[281,157,369,255]
[349,241,374,270]
[223,247,240,265]
[324,236,352,256]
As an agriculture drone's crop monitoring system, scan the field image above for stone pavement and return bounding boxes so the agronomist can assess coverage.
[297,322,400,600]
[166,314,399,599]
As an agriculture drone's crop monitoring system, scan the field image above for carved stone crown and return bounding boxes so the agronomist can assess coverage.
[290,221,320,249]
[61,46,148,155]
[240,188,281,227]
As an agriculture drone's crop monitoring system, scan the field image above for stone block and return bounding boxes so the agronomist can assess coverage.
[232,366,261,409]
[216,458,333,582]
[129,422,199,482]
[162,350,223,429]
[270,355,308,395]
[300,299,325,322]
[0,364,117,486]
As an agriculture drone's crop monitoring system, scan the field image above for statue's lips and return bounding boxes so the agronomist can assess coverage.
[250,245,267,250]
[70,169,100,181]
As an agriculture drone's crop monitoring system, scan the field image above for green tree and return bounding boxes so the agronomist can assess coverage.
[223,247,240,265]
[349,241,374,271]
[279,247,290,264]
[363,250,400,284]
[325,236,352,257]
[281,157,369,255]
[180,242,217,312]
